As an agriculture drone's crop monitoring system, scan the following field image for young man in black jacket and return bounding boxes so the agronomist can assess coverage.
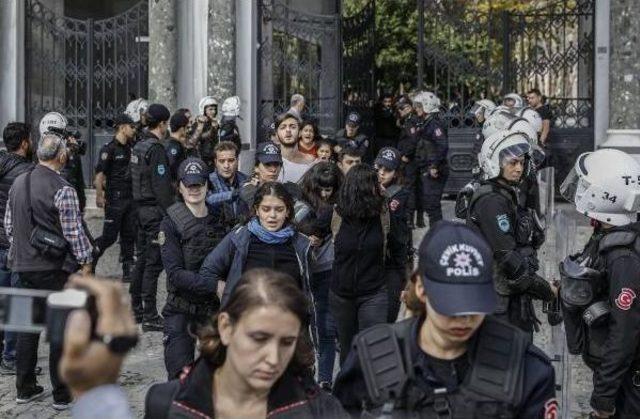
[0,122,34,375]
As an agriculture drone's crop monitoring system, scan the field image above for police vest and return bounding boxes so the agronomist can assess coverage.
[165,203,224,315]
[130,139,158,202]
[356,316,527,418]
[560,228,640,367]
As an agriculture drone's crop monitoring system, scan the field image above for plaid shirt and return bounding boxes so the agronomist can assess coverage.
[5,185,93,265]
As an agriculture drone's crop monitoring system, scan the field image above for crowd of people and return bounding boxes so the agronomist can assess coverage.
[0,86,638,419]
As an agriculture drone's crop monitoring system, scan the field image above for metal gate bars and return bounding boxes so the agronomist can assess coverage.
[257,0,340,142]
[25,0,149,183]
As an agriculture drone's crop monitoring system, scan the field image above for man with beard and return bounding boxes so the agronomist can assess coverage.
[274,112,315,183]
[0,122,34,375]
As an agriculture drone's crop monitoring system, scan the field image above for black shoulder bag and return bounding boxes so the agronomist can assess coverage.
[26,171,68,258]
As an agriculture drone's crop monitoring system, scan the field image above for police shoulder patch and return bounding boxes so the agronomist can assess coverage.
[615,287,637,311]
[101,152,109,161]
[157,164,166,176]
[496,214,510,232]
[389,199,400,212]
[170,148,178,155]
[434,128,443,137]
[157,231,166,246]
[543,398,558,419]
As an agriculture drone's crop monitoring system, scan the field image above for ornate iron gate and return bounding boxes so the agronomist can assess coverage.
[507,0,595,190]
[417,0,595,194]
[342,0,376,136]
[257,0,340,142]
[25,0,149,183]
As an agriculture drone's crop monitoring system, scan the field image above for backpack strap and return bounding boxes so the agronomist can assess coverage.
[465,317,527,406]
[355,318,416,407]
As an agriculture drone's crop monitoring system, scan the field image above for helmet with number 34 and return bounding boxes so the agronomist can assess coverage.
[560,149,640,226]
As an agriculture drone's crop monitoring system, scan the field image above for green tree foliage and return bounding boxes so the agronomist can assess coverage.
[342,0,558,95]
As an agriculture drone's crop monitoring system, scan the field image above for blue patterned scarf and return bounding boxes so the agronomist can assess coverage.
[247,217,295,244]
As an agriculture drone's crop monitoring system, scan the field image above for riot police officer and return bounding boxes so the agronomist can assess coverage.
[335,111,372,163]
[125,98,149,144]
[396,95,423,229]
[468,99,496,177]
[160,158,226,379]
[333,221,557,418]
[467,128,554,338]
[217,96,242,152]
[559,148,640,418]
[38,112,87,212]
[194,96,220,171]
[130,103,175,331]
[413,91,449,226]
[93,113,137,281]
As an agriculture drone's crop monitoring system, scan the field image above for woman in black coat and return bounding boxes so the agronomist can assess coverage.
[329,164,389,365]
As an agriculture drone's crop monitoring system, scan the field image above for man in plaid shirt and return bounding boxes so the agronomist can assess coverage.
[5,132,93,410]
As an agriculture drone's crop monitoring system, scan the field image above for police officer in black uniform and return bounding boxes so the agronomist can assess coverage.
[335,112,372,164]
[334,221,557,418]
[559,148,640,418]
[160,157,226,379]
[166,111,190,185]
[467,128,554,338]
[413,91,449,226]
[93,114,137,281]
[130,103,175,331]
[374,146,411,322]
[60,133,87,212]
[396,95,424,229]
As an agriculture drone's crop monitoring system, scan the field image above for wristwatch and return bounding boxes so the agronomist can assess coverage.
[97,334,139,354]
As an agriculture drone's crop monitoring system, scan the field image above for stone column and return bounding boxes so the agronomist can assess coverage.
[600,0,640,154]
[0,0,25,131]
[148,0,177,109]
[208,0,236,101]
[235,0,259,168]
[176,0,208,113]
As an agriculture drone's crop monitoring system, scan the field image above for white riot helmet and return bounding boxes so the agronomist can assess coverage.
[479,129,531,180]
[469,99,497,121]
[198,96,218,116]
[125,98,149,123]
[482,109,519,139]
[516,107,543,134]
[560,149,640,226]
[39,112,68,136]
[502,93,524,110]
[413,91,441,114]
[221,96,241,118]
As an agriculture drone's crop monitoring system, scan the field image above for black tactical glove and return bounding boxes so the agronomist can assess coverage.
[526,274,555,302]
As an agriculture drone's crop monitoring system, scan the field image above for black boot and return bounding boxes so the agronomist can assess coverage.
[416,211,426,228]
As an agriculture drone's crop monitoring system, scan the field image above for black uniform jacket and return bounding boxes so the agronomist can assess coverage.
[333,315,556,418]
[144,357,349,419]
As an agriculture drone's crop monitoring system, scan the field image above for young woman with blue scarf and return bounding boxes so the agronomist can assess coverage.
[199,182,313,309]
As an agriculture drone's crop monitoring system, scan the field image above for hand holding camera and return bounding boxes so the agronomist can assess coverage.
[59,275,138,398]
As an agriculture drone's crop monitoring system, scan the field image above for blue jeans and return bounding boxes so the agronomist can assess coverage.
[0,248,18,362]
[329,287,388,366]
[310,270,337,384]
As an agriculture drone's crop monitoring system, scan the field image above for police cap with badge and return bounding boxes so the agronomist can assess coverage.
[255,142,283,165]
[346,111,362,127]
[375,147,401,171]
[178,158,208,187]
[418,220,497,315]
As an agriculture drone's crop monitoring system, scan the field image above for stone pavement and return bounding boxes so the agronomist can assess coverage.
[0,200,595,418]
